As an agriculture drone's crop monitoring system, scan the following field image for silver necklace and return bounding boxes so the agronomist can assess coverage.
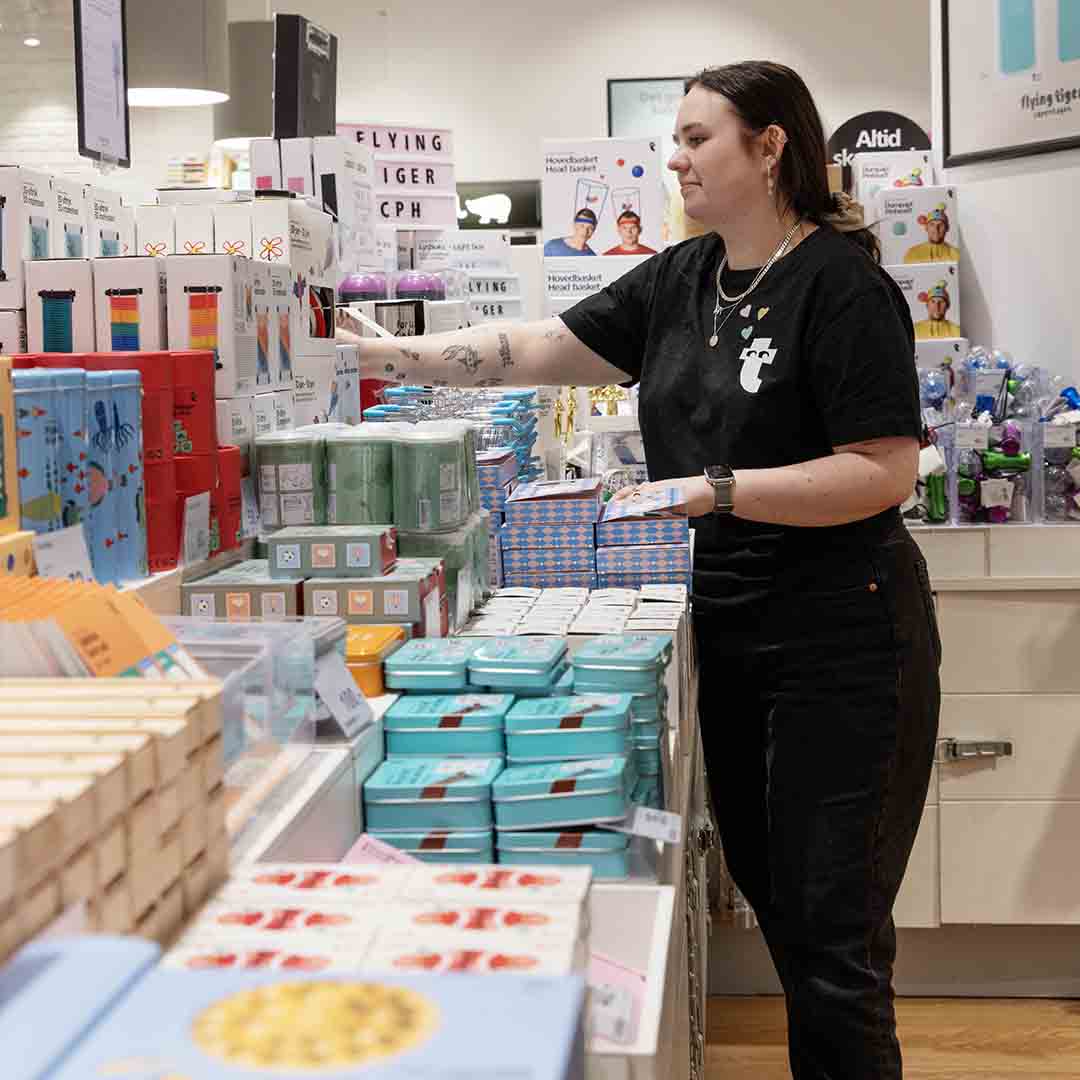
[709,217,803,347]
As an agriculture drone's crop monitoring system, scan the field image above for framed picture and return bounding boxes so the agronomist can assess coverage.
[943,0,1080,167]
[456,180,541,230]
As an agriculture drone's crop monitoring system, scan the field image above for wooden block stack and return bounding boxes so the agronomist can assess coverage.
[0,680,228,962]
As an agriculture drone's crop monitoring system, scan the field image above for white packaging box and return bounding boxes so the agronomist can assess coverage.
[165,253,257,398]
[174,204,215,256]
[0,167,52,309]
[272,389,295,430]
[467,272,520,299]
[215,397,254,473]
[412,229,511,272]
[252,195,335,287]
[343,298,430,336]
[375,157,456,193]
[49,176,88,260]
[381,901,584,943]
[375,190,457,229]
[250,393,275,438]
[250,259,275,391]
[292,351,337,426]
[886,262,962,342]
[84,187,128,258]
[360,933,579,976]
[116,205,135,256]
[249,138,282,191]
[280,137,314,196]
[269,265,297,388]
[333,343,362,424]
[213,202,254,259]
[914,337,970,368]
[877,185,960,267]
[426,300,469,334]
[155,188,249,206]
[402,865,592,911]
[375,225,403,272]
[313,137,376,272]
[544,255,652,309]
[91,256,168,352]
[25,259,95,353]
[135,205,176,257]
[219,863,411,904]
[469,297,523,322]
[852,150,935,209]
[0,311,26,353]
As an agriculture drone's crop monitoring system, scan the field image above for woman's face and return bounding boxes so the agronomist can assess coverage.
[669,85,766,226]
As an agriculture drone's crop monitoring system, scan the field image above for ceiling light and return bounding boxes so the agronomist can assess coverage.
[128,87,229,108]
[23,37,41,47]
[213,21,273,145]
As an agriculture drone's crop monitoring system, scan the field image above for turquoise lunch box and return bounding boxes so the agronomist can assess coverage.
[492,757,635,830]
[572,634,674,693]
[384,638,484,693]
[363,757,503,831]
[370,827,495,864]
[504,694,633,764]
[468,637,568,692]
[495,828,630,880]
[384,694,513,758]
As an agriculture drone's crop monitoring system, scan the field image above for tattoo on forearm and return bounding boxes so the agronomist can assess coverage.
[497,331,513,368]
[543,328,566,342]
[442,344,483,375]
[475,377,505,387]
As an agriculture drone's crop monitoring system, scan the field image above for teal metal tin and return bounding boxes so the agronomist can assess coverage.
[492,757,634,830]
[571,634,673,693]
[363,757,503,830]
[490,664,574,698]
[504,694,632,764]
[384,638,484,692]
[467,636,568,691]
[384,693,513,758]
[370,827,495,864]
[496,828,630,880]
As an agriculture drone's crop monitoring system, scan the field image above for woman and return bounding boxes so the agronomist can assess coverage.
[340,61,940,1080]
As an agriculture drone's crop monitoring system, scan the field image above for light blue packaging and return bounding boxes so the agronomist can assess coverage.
[468,636,568,691]
[596,544,690,574]
[506,666,574,698]
[572,634,673,693]
[631,774,663,810]
[631,717,665,740]
[363,756,503,830]
[385,693,513,758]
[476,448,517,487]
[595,517,690,547]
[85,371,117,584]
[47,967,588,1080]
[12,368,62,534]
[371,827,495,864]
[505,571,599,590]
[505,694,632,764]
[496,828,630,880]
[629,688,668,722]
[384,637,483,692]
[492,757,634,830]
[501,522,595,550]
[52,368,88,530]
[597,569,689,588]
[502,547,596,574]
[108,371,147,583]
[632,736,662,778]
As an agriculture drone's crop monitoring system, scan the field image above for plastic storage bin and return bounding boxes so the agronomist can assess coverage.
[504,694,632,764]
[496,828,631,880]
[363,757,503,830]
[344,625,407,697]
[492,758,634,830]
[384,694,512,758]
[384,638,483,693]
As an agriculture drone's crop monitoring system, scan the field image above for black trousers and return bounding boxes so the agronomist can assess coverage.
[695,526,941,1080]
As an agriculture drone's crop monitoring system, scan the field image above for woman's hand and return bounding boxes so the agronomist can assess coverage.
[611,475,715,518]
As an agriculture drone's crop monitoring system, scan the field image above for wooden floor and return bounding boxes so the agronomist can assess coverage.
[707,996,1080,1079]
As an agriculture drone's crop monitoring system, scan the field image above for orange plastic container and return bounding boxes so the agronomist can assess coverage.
[345,625,407,697]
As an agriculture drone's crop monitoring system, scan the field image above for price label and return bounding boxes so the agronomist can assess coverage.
[589,983,635,1044]
[239,476,261,539]
[1044,424,1078,449]
[955,425,990,451]
[314,652,374,740]
[181,492,211,566]
[32,525,94,582]
[602,805,682,845]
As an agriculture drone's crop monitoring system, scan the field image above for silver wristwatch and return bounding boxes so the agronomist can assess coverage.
[704,465,736,515]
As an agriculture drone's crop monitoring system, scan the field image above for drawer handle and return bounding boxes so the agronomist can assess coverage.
[940,738,1014,762]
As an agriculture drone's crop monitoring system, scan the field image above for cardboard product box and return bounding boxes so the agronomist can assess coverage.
[313,137,375,269]
[183,562,304,620]
[597,569,689,588]
[215,399,253,472]
[269,265,297,390]
[877,185,959,266]
[0,357,21,532]
[156,189,250,207]
[280,137,315,197]
[48,176,88,260]
[250,260,276,392]
[252,195,335,286]
[91,256,168,352]
[411,229,512,272]
[84,187,128,258]
[595,543,691,575]
[249,138,282,191]
[305,561,443,635]
[166,254,257,398]
[502,547,596,574]
[0,311,26,355]
[116,205,135,256]
[25,259,94,353]
[272,389,295,430]
[292,352,340,426]
[173,204,215,256]
[268,524,397,579]
[914,337,970,368]
[375,190,457,229]
[0,167,52,310]
[595,515,690,547]
[886,263,962,342]
[134,205,175,257]
[500,522,594,550]
[504,570,598,590]
[332,344,362,424]
[852,150,935,208]
[505,478,603,526]
[212,201,254,259]
[250,393,276,439]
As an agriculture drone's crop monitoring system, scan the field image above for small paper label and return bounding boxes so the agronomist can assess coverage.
[955,425,990,451]
[980,478,1015,509]
[383,589,410,617]
[1044,424,1078,449]
[240,477,260,539]
[259,465,277,493]
[589,983,636,1044]
[314,652,375,739]
[603,805,682,845]
[281,493,315,525]
[261,498,280,528]
[278,462,313,492]
[346,542,372,569]
[182,492,211,566]
[32,525,94,582]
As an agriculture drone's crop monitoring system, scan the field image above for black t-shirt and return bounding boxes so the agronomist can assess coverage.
[560,225,921,613]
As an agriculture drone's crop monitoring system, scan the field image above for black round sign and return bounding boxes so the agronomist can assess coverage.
[826,111,931,191]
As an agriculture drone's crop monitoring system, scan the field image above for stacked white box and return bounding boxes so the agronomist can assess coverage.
[174,204,215,256]
[84,187,133,259]
[0,167,53,311]
[313,136,376,273]
[49,177,89,260]
[26,259,95,353]
[249,138,282,191]
[212,202,254,259]
[268,265,297,390]
[91,256,168,352]
[135,205,175,257]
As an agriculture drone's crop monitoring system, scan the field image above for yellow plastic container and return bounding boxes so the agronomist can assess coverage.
[345,625,407,698]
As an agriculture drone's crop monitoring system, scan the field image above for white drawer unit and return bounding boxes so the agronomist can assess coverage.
[894,765,941,929]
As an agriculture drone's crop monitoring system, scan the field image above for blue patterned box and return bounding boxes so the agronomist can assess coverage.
[596,517,690,547]
[364,757,503,830]
[596,543,690,574]
[597,570,690,589]
[477,449,518,488]
[480,480,515,512]
[370,827,496,863]
[501,522,595,550]
[505,571,598,590]
[47,965,587,1080]
[502,546,596,574]
[505,478,602,526]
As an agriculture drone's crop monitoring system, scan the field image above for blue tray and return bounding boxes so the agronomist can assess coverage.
[493,758,633,830]
[364,757,503,831]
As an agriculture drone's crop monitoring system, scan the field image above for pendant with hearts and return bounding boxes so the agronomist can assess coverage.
[741,325,754,340]
[739,304,752,318]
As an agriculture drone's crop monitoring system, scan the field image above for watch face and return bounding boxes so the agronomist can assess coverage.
[705,465,734,482]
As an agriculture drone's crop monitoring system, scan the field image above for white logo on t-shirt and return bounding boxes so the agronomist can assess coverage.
[739,338,778,394]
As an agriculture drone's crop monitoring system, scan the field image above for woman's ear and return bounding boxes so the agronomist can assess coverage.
[765,124,788,162]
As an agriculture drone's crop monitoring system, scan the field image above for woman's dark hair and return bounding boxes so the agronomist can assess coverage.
[685,62,880,263]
